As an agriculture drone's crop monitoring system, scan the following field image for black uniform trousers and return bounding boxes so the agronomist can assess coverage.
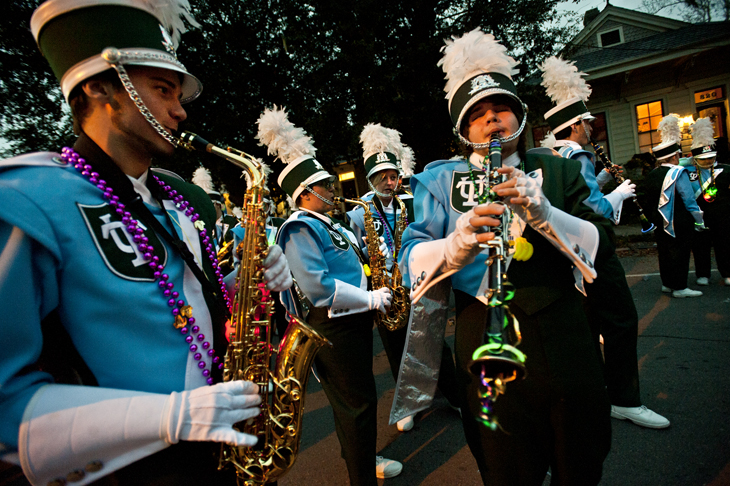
[585,252,641,407]
[656,223,695,290]
[377,324,460,408]
[692,219,730,279]
[453,290,611,486]
[692,228,714,279]
[308,306,379,486]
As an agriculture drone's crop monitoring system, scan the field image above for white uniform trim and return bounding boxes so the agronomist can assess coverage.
[19,384,171,486]
[329,279,372,318]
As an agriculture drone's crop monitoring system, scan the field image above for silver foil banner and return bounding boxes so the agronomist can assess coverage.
[389,279,451,425]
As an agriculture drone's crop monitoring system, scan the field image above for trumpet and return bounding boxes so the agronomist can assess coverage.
[469,133,527,431]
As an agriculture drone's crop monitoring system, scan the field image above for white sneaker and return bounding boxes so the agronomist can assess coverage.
[672,288,703,298]
[611,405,670,429]
[396,415,414,432]
[661,285,672,293]
[375,456,403,478]
[696,277,709,286]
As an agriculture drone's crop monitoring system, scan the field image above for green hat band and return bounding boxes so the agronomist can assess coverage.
[365,152,399,179]
[449,72,520,128]
[37,5,167,87]
[691,145,716,157]
[279,157,328,198]
[545,100,589,132]
[653,142,681,159]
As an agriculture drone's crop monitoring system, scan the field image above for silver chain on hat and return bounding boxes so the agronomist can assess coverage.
[102,47,181,148]
[303,185,334,206]
[455,102,528,149]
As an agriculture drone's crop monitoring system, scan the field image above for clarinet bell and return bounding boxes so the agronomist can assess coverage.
[639,216,656,234]
[469,342,527,384]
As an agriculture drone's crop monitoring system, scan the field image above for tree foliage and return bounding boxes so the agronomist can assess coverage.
[0,0,579,202]
[641,0,730,22]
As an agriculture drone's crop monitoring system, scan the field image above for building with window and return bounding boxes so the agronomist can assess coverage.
[533,4,730,165]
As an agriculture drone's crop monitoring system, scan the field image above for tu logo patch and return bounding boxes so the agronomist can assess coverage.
[78,203,168,281]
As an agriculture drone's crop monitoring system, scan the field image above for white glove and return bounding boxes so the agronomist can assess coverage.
[595,169,612,190]
[507,168,551,226]
[443,209,484,271]
[166,381,262,446]
[369,287,393,314]
[612,179,636,201]
[263,244,293,291]
[378,237,394,271]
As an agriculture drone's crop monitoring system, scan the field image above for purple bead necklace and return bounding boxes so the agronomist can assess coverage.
[61,147,230,385]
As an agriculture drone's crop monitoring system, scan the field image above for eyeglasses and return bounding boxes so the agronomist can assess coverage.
[313,180,335,190]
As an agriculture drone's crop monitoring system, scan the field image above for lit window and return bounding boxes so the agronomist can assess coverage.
[636,100,664,153]
[338,171,355,181]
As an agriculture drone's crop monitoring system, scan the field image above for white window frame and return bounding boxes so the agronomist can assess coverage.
[597,26,624,48]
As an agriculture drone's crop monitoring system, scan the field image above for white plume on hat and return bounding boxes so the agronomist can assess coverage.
[438,28,519,99]
[360,123,397,160]
[400,144,416,178]
[192,167,216,194]
[540,132,557,149]
[658,115,682,145]
[539,56,591,105]
[256,106,317,164]
[142,0,200,47]
[690,118,715,149]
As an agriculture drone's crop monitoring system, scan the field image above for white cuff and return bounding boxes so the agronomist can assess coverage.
[18,385,171,486]
[604,190,625,225]
[535,208,599,284]
[329,279,371,318]
[408,239,457,304]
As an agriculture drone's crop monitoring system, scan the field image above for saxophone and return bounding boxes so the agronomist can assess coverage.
[333,196,410,331]
[180,132,331,485]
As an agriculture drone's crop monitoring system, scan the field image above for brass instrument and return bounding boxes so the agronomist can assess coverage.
[333,196,410,331]
[590,137,656,234]
[181,132,331,485]
[469,133,526,431]
[217,238,237,275]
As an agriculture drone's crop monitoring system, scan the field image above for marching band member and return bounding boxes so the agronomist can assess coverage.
[0,1,292,484]
[685,118,730,286]
[540,57,669,429]
[257,107,402,485]
[347,124,459,433]
[391,29,613,485]
[638,115,707,298]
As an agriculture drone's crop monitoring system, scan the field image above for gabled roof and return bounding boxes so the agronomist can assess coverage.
[571,21,730,79]
[571,4,688,48]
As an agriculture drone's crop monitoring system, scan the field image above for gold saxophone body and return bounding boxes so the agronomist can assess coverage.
[334,195,410,331]
[180,132,331,485]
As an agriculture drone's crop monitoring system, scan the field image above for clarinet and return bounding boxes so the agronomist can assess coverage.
[590,138,656,234]
[469,133,527,431]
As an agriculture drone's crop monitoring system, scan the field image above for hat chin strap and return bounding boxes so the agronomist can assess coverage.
[102,48,180,149]
[304,186,334,206]
[455,102,527,149]
[367,179,392,199]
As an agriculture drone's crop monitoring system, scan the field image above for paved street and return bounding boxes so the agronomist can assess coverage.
[280,241,730,486]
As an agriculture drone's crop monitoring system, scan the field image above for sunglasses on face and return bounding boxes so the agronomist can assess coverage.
[312,180,335,190]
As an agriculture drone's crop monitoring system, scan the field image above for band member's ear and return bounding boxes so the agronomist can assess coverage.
[82,78,115,103]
